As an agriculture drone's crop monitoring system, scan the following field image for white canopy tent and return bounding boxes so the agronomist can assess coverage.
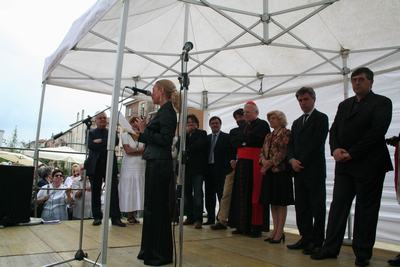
[38,0,400,266]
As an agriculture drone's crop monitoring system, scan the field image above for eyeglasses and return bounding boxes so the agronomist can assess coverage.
[54,174,64,177]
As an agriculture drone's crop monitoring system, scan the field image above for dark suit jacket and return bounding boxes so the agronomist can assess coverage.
[186,128,208,176]
[228,123,245,161]
[288,109,329,179]
[329,91,393,177]
[85,127,119,177]
[207,131,231,175]
[241,118,271,148]
[139,101,177,160]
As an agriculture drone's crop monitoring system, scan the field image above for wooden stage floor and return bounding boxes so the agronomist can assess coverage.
[0,220,398,267]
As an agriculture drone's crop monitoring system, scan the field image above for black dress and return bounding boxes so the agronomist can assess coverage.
[137,101,177,266]
[259,128,294,206]
[260,170,294,206]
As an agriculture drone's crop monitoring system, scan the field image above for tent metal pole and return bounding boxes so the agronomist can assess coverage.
[269,0,338,16]
[341,49,350,99]
[33,81,47,218]
[59,64,114,87]
[51,71,341,82]
[74,47,180,57]
[351,45,400,53]
[354,48,400,70]
[263,0,269,40]
[200,0,265,43]
[270,42,338,53]
[268,4,332,44]
[201,90,208,110]
[208,78,259,107]
[90,30,181,75]
[178,4,190,267]
[191,42,262,55]
[142,59,181,89]
[191,41,338,55]
[189,56,259,93]
[271,18,342,71]
[188,20,261,74]
[340,48,353,245]
[179,0,260,17]
[263,54,341,94]
[100,0,130,266]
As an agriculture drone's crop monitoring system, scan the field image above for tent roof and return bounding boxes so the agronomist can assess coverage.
[43,0,400,110]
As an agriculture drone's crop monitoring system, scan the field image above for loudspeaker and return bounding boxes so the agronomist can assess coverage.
[0,165,34,226]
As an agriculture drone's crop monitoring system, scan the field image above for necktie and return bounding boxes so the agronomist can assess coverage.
[303,113,309,125]
[209,134,217,164]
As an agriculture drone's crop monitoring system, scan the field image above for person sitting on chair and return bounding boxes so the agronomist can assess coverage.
[37,170,73,221]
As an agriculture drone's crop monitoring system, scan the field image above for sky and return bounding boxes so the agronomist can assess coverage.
[0,1,113,145]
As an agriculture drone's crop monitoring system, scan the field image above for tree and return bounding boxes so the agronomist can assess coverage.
[8,126,18,151]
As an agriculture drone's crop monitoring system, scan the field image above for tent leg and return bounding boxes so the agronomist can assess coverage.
[100,0,130,266]
[177,4,191,267]
[33,82,47,218]
[341,48,353,246]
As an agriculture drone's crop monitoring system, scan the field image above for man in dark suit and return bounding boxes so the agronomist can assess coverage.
[204,116,231,225]
[85,112,125,227]
[311,67,393,267]
[183,114,208,229]
[286,87,329,254]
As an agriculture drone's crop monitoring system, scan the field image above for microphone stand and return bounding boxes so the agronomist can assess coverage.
[43,117,100,267]
[177,45,191,267]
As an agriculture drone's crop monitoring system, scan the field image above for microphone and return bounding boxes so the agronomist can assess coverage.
[125,86,152,96]
[182,41,193,52]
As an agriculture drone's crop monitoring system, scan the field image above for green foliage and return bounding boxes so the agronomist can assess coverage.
[8,126,18,151]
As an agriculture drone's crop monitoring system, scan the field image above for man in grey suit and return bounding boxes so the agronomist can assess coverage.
[311,67,393,267]
[287,87,329,254]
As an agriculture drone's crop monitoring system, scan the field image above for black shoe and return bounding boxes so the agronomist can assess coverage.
[203,221,215,225]
[211,222,227,230]
[112,219,126,227]
[92,218,102,226]
[286,238,308,250]
[388,254,400,266]
[269,234,285,244]
[303,244,321,255]
[355,258,369,267]
[264,237,273,242]
[310,249,337,260]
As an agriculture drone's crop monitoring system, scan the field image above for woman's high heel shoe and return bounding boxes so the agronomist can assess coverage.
[269,233,285,244]
[264,237,273,242]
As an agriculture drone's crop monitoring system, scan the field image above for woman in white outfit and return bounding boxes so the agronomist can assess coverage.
[119,116,146,223]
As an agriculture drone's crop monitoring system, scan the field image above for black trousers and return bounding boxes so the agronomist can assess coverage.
[89,161,121,220]
[138,159,173,266]
[294,175,326,246]
[323,172,385,260]
[204,164,225,223]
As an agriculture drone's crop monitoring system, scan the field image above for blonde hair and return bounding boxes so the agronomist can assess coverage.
[155,79,181,112]
[267,110,287,127]
[71,163,80,173]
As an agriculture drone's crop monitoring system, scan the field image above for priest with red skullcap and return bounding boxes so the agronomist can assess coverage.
[228,101,270,238]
